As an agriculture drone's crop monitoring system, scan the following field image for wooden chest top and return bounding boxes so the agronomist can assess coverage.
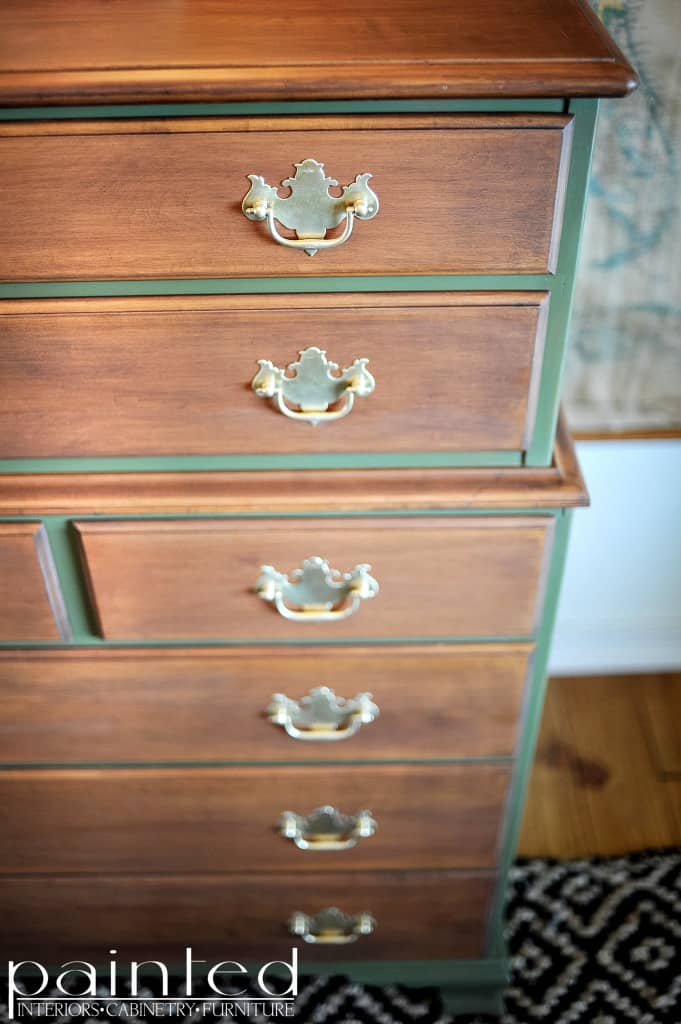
[0,0,637,106]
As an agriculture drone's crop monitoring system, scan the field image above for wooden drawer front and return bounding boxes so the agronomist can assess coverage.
[0,870,493,962]
[0,645,531,764]
[0,523,67,641]
[75,516,554,641]
[0,293,547,458]
[0,764,510,874]
[0,115,571,281]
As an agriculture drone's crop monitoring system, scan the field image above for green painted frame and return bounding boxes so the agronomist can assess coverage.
[0,98,565,120]
[486,507,573,943]
[0,93,584,1012]
[525,100,598,465]
[0,452,523,473]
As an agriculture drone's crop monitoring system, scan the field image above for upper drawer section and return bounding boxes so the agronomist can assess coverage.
[0,115,572,281]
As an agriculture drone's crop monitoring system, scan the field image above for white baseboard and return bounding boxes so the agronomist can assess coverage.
[548,438,681,676]
[550,617,681,675]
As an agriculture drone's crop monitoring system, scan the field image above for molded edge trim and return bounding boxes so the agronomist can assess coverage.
[0,57,637,107]
[0,415,588,515]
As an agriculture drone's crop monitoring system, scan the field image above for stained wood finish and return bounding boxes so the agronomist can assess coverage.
[0,115,572,281]
[0,0,637,105]
[0,763,510,874]
[0,870,494,962]
[74,516,554,641]
[0,414,589,515]
[0,645,531,764]
[575,427,681,441]
[519,675,681,858]
[0,293,548,457]
[643,675,681,776]
[0,522,67,641]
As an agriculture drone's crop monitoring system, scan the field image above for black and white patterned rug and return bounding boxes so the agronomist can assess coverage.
[293,850,681,1022]
[3,850,680,1024]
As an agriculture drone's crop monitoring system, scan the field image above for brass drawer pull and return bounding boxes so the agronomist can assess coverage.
[251,346,375,425]
[279,805,377,851]
[256,556,378,622]
[289,907,376,945]
[242,158,379,256]
[267,686,379,742]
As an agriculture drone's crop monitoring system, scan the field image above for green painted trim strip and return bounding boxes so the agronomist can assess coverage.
[0,634,533,650]
[40,518,95,640]
[0,756,512,771]
[485,507,573,950]
[525,98,599,466]
[0,273,553,299]
[0,451,521,473]
[0,98,564,120]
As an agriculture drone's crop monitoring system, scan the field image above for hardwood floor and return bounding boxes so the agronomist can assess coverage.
[519,673,681,857]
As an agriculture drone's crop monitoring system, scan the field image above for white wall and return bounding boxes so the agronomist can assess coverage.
[549,439,681,675]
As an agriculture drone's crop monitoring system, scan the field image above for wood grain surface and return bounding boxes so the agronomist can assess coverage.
[0,869,495,961]
[0,764,511,874]
[520,675,681,857]
[0,522,66,641]
[0,0,637,104]
[0,644,532,764]
[0,414,589,515]
[74,516,555,640]
[643,674,681,776]
[0,293,548,457]
[0,115,572,280]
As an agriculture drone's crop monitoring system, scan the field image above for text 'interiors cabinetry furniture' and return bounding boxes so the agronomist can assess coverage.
[0,1,636,1015]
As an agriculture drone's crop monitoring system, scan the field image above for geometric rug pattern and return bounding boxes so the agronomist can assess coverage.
[497,848,681,1024]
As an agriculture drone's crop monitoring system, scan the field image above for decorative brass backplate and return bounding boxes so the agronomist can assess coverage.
[255,556,379,622]
[267,686,380,741]
[279,805,377,851]
[289,907,376,944]
[251,346,375,425]
[242,158,379,255]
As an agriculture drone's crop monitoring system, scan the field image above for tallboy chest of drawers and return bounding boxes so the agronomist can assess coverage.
[0,2,635,1015]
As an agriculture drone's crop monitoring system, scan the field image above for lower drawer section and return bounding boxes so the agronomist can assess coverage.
[0,764,511,874]
[0,870,495,961]
[0,645,532,763]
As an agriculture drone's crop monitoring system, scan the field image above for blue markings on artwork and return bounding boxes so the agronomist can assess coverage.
[564,0,681,431]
